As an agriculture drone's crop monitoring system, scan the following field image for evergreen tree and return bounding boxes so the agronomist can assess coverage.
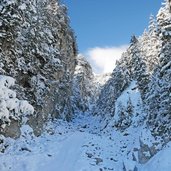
[126,97,134,115]
[146,15,159,73]
[115,98,133,131]
[127,36,149,98]
[146,0,171,138]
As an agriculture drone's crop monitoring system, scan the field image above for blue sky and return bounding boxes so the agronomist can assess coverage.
[63,0,163,73]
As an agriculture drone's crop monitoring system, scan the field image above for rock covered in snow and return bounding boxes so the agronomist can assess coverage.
[0,75,34,138]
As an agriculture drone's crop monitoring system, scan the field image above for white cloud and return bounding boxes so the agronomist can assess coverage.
[85,45,128,74]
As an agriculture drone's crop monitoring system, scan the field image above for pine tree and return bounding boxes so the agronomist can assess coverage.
[146,0,171,138]
[127,36,149,98]
[148,15,157,36]
[146,15,159,73]
[126,97,134,115]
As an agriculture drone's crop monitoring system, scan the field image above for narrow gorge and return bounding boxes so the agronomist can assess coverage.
[0,0,171,171]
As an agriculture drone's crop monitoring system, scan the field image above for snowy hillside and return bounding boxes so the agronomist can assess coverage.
[96,81,163,170]
[139,142,171,171]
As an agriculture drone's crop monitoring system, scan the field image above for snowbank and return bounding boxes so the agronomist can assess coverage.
[139,142,171,171]
[0,75,34,128]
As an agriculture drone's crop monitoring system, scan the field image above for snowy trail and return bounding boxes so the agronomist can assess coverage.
[0,112,170,171]
[0,133,87,171]
[0,114,118,171]
[40,132,86,171]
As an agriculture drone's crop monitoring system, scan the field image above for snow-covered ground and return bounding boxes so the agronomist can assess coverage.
[0,113,123,171]
[0,81,170,171]
[139,142,171,171]
[0,113,171,171]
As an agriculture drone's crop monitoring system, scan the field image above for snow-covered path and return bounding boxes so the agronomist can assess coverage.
[41,132,86,171]
[0,114,119,171]
[0,113,171,171]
